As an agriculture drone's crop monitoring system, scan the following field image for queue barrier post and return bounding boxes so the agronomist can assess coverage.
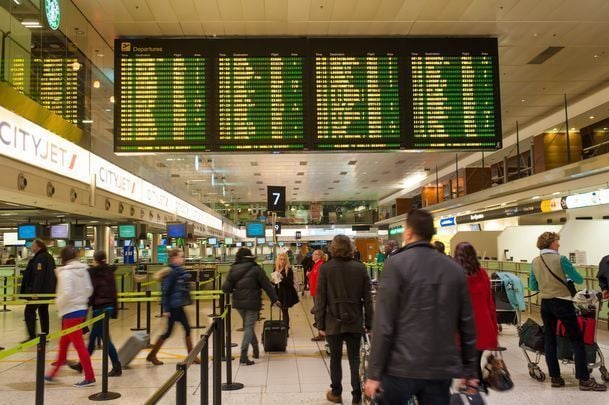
[221,302,243,391]
[219,294,226,361]
[89,313,121,401]
[175,362,187,405]
[146,290,152,339]
[130,282,145,331]
[119,274,127,311]
[200,336,209,405]
[35,333,46,405]
[192,277,203,329]
[212,318,222,405]
[1,276,11,312]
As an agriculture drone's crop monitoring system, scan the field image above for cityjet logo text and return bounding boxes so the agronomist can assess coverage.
[96,166,138,195]
[0,120,77,171]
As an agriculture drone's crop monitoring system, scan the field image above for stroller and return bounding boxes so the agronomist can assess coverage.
[519,290,609,382]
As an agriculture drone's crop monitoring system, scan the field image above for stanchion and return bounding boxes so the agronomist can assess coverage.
[175,363,187,405]
[219,295,227,361]
[213,318,222,405]
[145,290,153,348]
[119,274,127,311]
[222,303,243,391]
[192,278,203,329]
[35,333,46,405]
[89,314,121,401]
[130,282,145,331]
[208,274,220,317]
[201,336,209,405]
[1,277,12,312]
[155,301,163,318]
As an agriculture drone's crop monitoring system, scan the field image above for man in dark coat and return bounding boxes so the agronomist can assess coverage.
[315,235,373,404]
[20,239,56,341]
[364,209,477,404]
[222,248,280,365]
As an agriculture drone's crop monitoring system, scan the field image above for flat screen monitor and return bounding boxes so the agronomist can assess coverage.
[224,237,233,245]
[118,224,137,239]
[246,242,253,247]
[74,240,84,248]
[246,222,265,238]
[3,232,25,246]
[278,241,285,247]
[50,224,70,239]
[268,241,275,247]
[256,237,266,245]
[18,224,39,240]
[167,223,186,238]
[56,240,67,248]
[235,242,243,247]
[25,241,33,248]
[207,237,217,246]
[160,238,167,246]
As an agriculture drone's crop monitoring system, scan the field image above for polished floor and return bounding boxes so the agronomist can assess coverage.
[1,294,609,404]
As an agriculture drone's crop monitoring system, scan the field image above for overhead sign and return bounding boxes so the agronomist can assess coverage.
[267,185,286,214]
[455,202,541,224]
[388,225,404,235]
[295,231,301,240]
[273,223,282,235]
[439,217,456,227]
[45,0,61,31]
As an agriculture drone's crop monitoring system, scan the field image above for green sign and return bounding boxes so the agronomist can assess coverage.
[45,0,61,31]
[388,225,404,235]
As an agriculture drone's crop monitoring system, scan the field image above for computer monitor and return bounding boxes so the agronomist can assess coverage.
[246,222,265,238]
[207,237,217,246]
[167,223,186,238]
[118,223,137,239]
[50,223,70,239]
[256,237,266,245]
[18,224,39,240]
[246,242,253,247]
[235,242,243,247]
[224,237,233,245]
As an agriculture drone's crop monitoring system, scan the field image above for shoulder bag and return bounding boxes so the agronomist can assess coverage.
[539,255,577,297]
[483,351,514,392]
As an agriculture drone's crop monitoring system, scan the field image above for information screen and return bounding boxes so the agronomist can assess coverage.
[114,37,501,152]
[312,40,401,150]
[405,40,501,149]
[216,40,305,151]
[115,39,210,152]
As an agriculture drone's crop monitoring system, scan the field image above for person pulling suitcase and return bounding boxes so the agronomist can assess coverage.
[222,248,281,365]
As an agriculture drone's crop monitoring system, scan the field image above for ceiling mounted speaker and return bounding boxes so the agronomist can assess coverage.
[70,188,78,202]
[46,182,55,197]
[130,207,136,216]
[105,199,111,210]
[118,202,124,214]
[17,173,27,190]
[140,209,145,219]
[149,211,154,220]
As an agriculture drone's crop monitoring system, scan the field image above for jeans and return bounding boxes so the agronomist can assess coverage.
[238,309,259,360]
[326,332,361,398]
[541,298,589,380]
[88,308,119,365]
[161,307,191,339]
[47,316,95,381]
[381,375,451,405]
[24,303,49,339]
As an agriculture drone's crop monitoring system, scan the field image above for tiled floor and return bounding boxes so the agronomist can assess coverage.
[1,295,609,404]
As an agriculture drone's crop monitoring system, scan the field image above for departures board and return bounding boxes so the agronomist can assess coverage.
[115,37,501,153]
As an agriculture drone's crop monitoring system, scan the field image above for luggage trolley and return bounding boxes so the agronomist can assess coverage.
[490,273,522,328]
[520,291,609,383]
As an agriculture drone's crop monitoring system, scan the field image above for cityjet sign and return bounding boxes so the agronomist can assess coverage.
[0,106,90,183]
[91,155,142,201]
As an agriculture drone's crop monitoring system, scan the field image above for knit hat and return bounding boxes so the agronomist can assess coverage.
[93,250,107,263]
[235,248,256,261]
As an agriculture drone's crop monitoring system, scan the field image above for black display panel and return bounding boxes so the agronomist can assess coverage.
[114,37,501,152]
[215,39,306,151]
[311,39,401,150]
[115,39,211,152]
[404,39,501,149]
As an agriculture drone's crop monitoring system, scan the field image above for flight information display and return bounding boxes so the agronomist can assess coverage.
[32,58,80,124]
[114,37,501,152]
[313,53,400,150]
[216,52,304,151]
[115,39,209,152]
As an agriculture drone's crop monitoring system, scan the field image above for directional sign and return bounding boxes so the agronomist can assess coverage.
[267,186,286,214]
[273,223,282,235]
[295,231,302,240]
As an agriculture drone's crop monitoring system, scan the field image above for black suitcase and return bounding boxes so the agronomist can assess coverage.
[262,306,287,352]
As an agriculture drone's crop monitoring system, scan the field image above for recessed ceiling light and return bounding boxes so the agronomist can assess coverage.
[604,128,608,130]
[256,181,263,184]
[340,171,347,175]
[570,127,576,131]
[299,161,307,165]
[590,116,595,119]
[295,180,302,184]
[333,180,340,183]
[294,187,299,190]
[348,161,357,165]
[250,162,258,166]
[259,188,264,191]
[532,196,540,200]
[521,99,526,102]
[362,186,369,189]
[552,192,560,195]
[254,173,261,176]
[328,187,334,190]
[594,54,599,58]
[297,172,304,176]
[553,128,558,131]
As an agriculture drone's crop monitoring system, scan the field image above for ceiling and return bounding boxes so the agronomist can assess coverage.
[67,0,609,206]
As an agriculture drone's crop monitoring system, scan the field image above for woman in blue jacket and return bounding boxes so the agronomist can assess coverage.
[147,248,199,365]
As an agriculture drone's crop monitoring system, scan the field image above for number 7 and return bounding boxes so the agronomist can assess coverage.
[272,192,281,206]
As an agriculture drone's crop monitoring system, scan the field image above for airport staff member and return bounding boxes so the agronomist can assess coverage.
[21,239,56,342]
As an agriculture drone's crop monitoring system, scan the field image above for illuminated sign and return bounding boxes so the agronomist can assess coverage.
[388,225,404,235]
[439,217,457,227]
[45,0,61,31]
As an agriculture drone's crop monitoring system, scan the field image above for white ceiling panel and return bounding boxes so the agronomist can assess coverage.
[287,0,310,22]
[217,0,244,20]
[265,0,288,21]
[147,1,178,22]
[194,1,223,20]
[166,0,200,22]
[307,22,330,35]
[375,0,411,21]
[352,0,381,20]
[180,22,205,36]
[121,0,155,22]
[157,22,184,36]
[287,22,309,35]
[241,0,265,21]
[330,0,357,21]
[222,22,250,35]
[309,0,336,21]
[202,22,227,36]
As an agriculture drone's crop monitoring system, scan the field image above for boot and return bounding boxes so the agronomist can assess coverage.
[146,337,166,366]
[252,344,260,359]
[108,362,122,377]
[185,335,201,364]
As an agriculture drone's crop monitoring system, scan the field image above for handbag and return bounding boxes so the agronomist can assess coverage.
[483,351,514,392]
[540,255,577,297]
[518,318,544,352]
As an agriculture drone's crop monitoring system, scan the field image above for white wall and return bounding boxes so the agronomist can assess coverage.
[450,231,501,259]
[498,225,563,262]
[558,220,609,265]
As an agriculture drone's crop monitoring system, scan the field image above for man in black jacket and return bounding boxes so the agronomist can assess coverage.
[598,255,609,300]
[20,239,56,341]
[315,235,373,404]
[364,209,477,404]
[222,248,280,365]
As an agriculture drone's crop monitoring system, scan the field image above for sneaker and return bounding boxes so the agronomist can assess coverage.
[44,376,58,384]
[579,378,607,391]
[67,361,83,373]
[73,379,96,388]
[311,335,325,342]
[551,376,565,387]
[239,359,255,366]
[326,390,342,404]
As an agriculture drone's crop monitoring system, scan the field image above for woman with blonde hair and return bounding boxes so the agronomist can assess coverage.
[271,252,299,333]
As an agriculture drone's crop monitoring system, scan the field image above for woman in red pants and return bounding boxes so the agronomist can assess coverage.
[45,246,95,387]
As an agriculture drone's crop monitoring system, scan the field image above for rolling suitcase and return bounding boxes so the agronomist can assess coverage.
[262,306,287,352]
[118,331,149,367]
